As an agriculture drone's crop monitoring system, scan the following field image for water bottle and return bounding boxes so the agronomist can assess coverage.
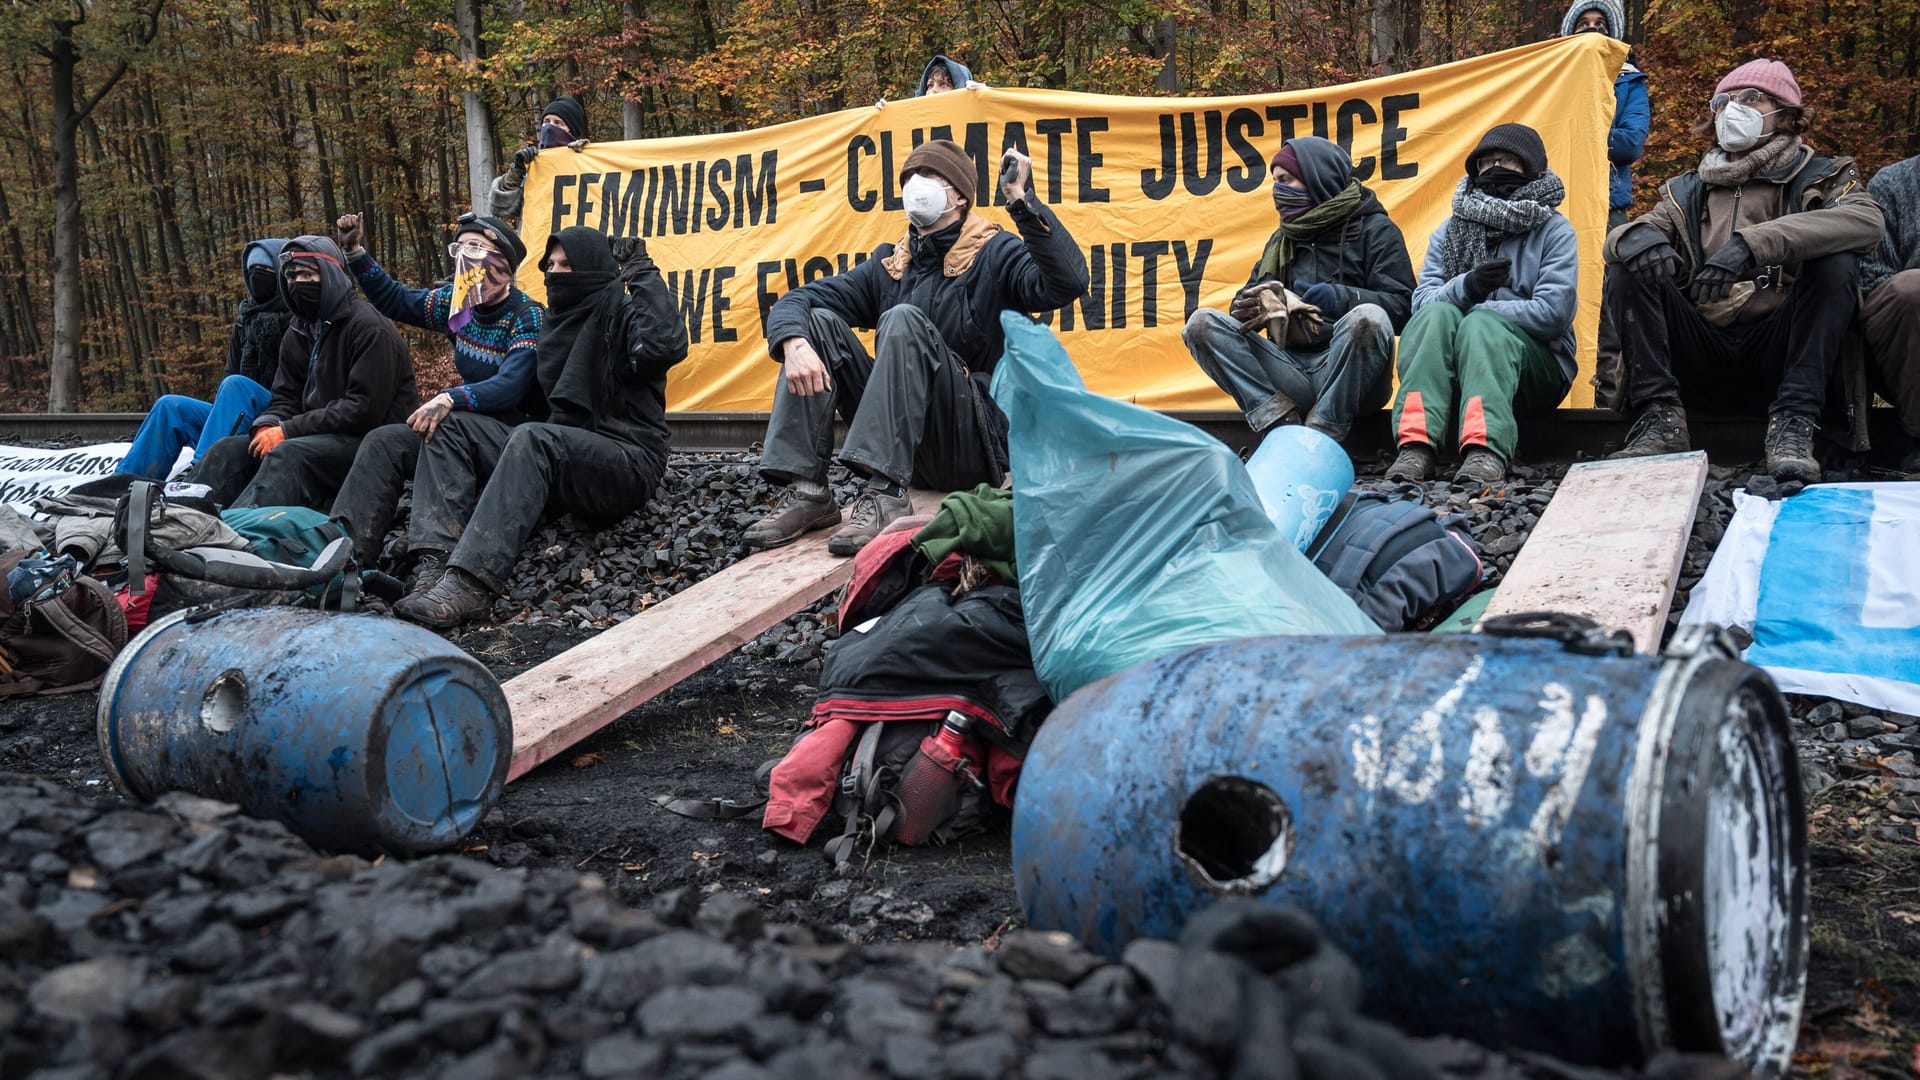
[892,712,974,846]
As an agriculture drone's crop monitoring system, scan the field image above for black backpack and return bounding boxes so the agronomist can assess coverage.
[1307,486,1483,631]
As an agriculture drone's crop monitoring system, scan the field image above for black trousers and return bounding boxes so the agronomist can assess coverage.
[759,306,1003,491]
[329,422,426,566]
[424,420,663,592]
[189,431,363,510]
[1609,253,1859,418]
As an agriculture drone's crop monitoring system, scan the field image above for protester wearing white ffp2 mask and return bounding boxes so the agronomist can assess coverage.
[1603,58,1886,486]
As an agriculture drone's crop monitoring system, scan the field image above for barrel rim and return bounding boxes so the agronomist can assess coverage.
[95,606,197,801]
[361,650,513,856]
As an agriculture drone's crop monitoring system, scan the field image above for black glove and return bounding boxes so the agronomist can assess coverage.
[1691,235,1752,303]
[512,144,541,172]
[1626,239,1682,279]
[1459,258,1511,306]
[610,237,655,287]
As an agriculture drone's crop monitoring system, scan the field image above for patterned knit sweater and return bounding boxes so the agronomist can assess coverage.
[346,250,545,414]
[1862,155,1920,295]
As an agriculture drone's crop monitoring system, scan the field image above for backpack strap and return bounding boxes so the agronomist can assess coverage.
[1306,491,1361,561]
[124,481,151,594]
[823,723,886,872]
[650,793,768,820]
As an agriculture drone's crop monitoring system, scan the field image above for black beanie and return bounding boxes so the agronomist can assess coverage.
[541,95,588,139]
[1466,123,1549,178]
[457,215,528,267]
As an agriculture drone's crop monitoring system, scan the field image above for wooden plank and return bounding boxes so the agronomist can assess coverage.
[1479,451,1708,654]
[503,490,944,781]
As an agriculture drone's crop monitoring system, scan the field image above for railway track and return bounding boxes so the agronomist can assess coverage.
[0,408,1866,461]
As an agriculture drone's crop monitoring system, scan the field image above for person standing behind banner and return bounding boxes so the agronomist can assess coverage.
[745,140,1088,556]
[1386,124,1578,486]
[393,228,687,629]
[188,237,417,509]
[1559,0,1648,407]
[1182,135,1414,444]
[327,211,546,594]
[489,95,590,223]
[115,239,293,481]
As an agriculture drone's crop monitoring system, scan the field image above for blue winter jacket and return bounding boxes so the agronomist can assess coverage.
[1412,212,1581,383]
[1609,63,1650,212]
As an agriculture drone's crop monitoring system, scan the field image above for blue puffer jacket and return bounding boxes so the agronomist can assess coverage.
[1609,63,1650,212]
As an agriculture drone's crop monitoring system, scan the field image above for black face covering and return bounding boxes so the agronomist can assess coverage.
[246,266,279,306]
[1472,166,1530,198]
[286,279,325,319]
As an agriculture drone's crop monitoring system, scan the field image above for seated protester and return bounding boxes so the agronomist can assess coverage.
[116,238,292,480]
[1859,154,1920,472]
[327,212,546,579]
[1606,59,1884,481]
[394,227,688,628]
[189,236,417,509]
[1183,135,1414,443]
[748,140,1088,555]
[1387,124,1578,485]
[489,95,588,223]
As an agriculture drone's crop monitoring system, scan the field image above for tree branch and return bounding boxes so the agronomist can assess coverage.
[73,0,167,122]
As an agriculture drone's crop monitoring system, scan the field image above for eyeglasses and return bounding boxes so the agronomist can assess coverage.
[1711,88,1774,110]
[447,241,496,260]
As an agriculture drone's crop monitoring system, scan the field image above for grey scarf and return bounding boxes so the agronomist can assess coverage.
[1697,134,1805,188]
[1439,172,1567,278]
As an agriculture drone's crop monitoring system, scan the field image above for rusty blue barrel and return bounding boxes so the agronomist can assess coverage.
[98,607,511,857]
[1012,625,1807,1074]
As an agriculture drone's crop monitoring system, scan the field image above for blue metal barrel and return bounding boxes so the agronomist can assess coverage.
[98,607,511,857]
[1012,626,1806,1074]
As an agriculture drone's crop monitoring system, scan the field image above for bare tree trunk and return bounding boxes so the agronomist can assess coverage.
[48,21,89,412]
[1153,16,1178,92]
[454,0,496,210]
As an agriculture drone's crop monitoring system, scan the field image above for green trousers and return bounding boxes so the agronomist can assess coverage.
[1390,304,1569,462]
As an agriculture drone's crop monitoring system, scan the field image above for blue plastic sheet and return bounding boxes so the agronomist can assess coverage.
[991,312,1379,701]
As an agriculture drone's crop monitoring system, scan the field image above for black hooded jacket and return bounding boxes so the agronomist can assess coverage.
[536,228,688,466]
[256,235,417,439]
[226,238,292,389]
[1247,137,1416,347]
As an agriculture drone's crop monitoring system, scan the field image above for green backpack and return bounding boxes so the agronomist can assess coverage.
[219,505,345,569]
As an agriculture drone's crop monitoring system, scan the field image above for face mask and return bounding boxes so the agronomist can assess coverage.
[1716,101,1774,152]
[902,174,954,229]
[538,122,572,149]
[1272,181,1312,220]
[1576,23,1607,33]
[1472,166,1529,198]
[245,266,279,305]
[286,279,324,319]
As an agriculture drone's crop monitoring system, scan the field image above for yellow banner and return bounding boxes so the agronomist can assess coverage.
[519,35,1625,412]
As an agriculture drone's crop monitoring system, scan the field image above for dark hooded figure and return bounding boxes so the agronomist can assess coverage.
[1183,136,1414,445]
[188,235,416,509]
[115,238,296,480]
[394,226,688,629]
[491,94,591,222]
[917,55,973,95]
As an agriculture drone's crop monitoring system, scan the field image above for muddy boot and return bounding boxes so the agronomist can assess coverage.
[1383,443,1435,482]
[743,481,841,549]
[1764,413,1821,484]
[1455,446,1506,485]
[1610,402,1691,459]
[405,549,448,603]
[394,567,494,629]
[828,486,912,557]
[1303,415,1349,443]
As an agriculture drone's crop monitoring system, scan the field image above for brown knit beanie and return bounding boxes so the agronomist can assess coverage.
[901,139,978,208]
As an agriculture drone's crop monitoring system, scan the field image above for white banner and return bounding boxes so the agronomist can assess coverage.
[0,443,131,511]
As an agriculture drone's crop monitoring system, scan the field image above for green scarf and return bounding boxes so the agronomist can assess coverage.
[1255,180,1367,281]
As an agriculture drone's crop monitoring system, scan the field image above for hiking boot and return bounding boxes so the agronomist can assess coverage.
[1764,413,1821,484]
[406,550,448,602]
[1383,443,1435,482]
[1901,447,1920,477]
[1304,415,1349,443]
[744,485,841,549]
[828,488,912,557]
[394,567,494,629]
[1455,446,1506,486]
[1610,403,1691,459]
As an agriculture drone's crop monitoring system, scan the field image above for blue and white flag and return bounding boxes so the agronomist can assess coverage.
[1682,483,1920,715]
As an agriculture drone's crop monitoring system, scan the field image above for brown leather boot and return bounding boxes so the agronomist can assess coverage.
[394,567,494,629]
[405,550,448,602]
[743,485,841,549]
[827,488,912,557]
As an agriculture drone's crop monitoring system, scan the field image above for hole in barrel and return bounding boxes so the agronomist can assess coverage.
[200,672,247,735]
[1175,776,1294,894]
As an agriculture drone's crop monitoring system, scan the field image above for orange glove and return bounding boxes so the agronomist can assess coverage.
[249,426,286,458]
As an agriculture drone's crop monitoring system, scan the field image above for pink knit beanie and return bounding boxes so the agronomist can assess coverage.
[1716,59,1803,107]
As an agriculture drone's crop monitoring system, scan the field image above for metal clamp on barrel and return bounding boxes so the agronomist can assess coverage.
[1481,611,1636,657]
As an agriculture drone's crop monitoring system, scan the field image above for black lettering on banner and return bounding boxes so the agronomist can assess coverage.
[1174,239,1213,320]
[1182,111,1224,197]
[754,250,874,328]
[711,267,737,342]
[1310,101,1330,139]
[656,163,697,235]
[737,151,777,227]
[1036,118,1072,204]
[996,123,1030,207]
[847,135,877,212]
[1271,104,1309,143]
[1076,117,1110,203]
[963,122,992,204]
[1381,93,1420,180]
[550,176,577,229]
[1141,114,1176,200]
[574,172,602,229]
[1224,108,1266,192]
[879,131,904,212]
[706,157,734,231]
[802,256,834,283]
[1109,242,1128,328]
[1336,99,1379,180]
[669,268,710,343]
[1132,240,1168,327]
